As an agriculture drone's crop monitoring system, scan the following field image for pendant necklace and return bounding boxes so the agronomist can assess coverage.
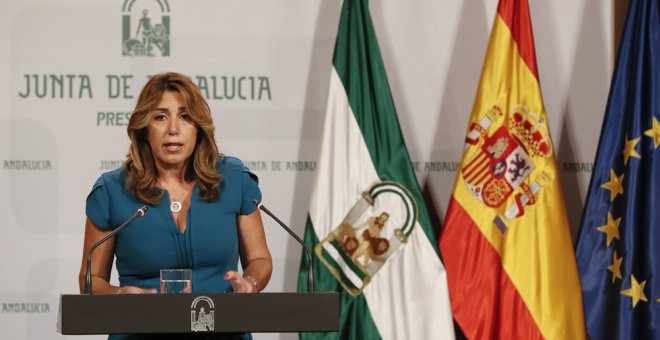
[159,179,189,213]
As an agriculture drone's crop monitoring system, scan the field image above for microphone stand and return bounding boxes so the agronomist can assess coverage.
[84,206,148,295]
[254,201,314,292]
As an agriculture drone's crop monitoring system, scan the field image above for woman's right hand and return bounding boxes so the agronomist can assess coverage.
[117,286,157,294]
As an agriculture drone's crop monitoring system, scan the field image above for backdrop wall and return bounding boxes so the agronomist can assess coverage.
[0,1,612,339]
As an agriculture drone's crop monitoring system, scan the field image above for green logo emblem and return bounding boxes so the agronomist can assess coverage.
[122,0,170,57]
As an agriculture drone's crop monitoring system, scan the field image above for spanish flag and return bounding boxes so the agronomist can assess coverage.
[439,0,586,338]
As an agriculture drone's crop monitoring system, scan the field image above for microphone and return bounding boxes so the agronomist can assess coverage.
[84,205,149,295]
[253,200,314,292]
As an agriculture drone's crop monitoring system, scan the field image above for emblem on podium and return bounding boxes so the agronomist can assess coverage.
[191,296,215,332]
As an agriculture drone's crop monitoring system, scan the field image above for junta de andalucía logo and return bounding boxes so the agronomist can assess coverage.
[122,0,170,57]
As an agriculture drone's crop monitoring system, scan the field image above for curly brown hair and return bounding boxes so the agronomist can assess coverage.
[124,72,221,205]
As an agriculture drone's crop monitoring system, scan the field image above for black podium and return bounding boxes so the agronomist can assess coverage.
[58,292,339,335]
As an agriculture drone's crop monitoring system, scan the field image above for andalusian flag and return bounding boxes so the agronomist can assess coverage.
[297,0,455,339]
[439,0,586,339]
[576,0,660,338]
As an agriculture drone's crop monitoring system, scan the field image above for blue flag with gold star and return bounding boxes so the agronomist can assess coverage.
[575,0,660,339]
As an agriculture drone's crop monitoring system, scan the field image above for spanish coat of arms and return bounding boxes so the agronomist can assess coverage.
[462,105,553,233]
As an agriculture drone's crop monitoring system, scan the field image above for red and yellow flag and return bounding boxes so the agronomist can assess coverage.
[439,1,586,339]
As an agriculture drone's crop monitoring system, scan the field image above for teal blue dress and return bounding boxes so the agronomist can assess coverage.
[86,156,259,339]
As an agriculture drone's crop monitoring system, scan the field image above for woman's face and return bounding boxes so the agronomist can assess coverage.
[147,91,198,171]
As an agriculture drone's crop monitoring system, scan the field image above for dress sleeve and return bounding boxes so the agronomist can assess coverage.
[85,176,112,230]
[240,166,262,215]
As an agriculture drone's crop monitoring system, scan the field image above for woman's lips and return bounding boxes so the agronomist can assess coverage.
[163,142,183,152]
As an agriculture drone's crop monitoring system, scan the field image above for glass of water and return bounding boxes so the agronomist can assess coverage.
[160,269,192,294]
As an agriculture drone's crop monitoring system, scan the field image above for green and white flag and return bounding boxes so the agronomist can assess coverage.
[297,0,455,339]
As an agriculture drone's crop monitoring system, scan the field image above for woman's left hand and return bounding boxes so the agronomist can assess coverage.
[224,271,257,293]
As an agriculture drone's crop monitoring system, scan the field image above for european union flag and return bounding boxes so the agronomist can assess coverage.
[575,0,660,339]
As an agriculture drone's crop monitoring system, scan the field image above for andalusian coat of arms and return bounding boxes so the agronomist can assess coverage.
[315,182,417,296]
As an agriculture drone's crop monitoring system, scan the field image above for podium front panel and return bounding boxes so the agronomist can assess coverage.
[58,292,339,334]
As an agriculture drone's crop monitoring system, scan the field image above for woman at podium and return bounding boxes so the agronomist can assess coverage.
[78,72,273,338]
